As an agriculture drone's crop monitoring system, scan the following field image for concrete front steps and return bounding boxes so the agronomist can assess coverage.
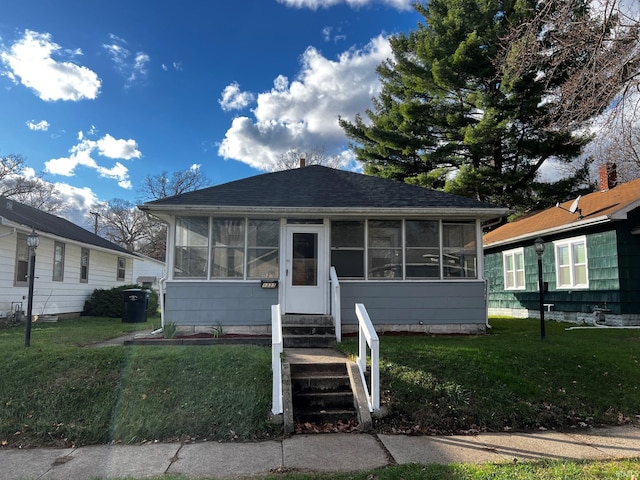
[282,314,336,348]
[291,362,356,425]
[283,348,372,434]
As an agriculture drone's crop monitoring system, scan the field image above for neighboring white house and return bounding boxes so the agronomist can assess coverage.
[132,254,165,294]
[140,165,509,334]
[0,196,138,320]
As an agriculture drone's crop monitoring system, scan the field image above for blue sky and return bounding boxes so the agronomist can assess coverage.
[0,0,421,222]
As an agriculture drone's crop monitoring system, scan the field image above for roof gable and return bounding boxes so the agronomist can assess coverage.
[142,166,504,212]
[0,197,133,255]
[484,178,640,247]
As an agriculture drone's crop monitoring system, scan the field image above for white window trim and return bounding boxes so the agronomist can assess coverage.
[503,247,525,290]
[553,236,589,289]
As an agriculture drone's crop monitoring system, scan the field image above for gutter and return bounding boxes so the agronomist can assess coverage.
[140,204,510,220]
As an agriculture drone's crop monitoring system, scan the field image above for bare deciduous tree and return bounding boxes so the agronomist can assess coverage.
[273,147,344,171]
[91,198,157,252]
[0,154,63,213]
[138,165,210,202]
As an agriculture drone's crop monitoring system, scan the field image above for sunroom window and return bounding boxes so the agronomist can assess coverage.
[442,223,477,278]
[247,219,279,279]
[405,220,440,279]
[174,216,280,280]
[212,219,245,278]
[368,220,402,278]
[174,217,209,278]
[330,220,364,278]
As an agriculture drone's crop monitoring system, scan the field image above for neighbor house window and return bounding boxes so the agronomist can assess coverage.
[503,248,525,290]
[405,220,440,279]
[211,218,245,278]
[368,220,402,278]
[247,219,279,279]
[53,241,65,281]
[174,216,209,278]
[554,236,588,289]
[330,220,364,278]
[442,223,477,278]
[117,257,126,281]
[14,233,28,286]
[80,248,90,283]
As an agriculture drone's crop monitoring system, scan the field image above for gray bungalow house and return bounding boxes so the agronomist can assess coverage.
[483,165,640,326]
[139,165,508,335]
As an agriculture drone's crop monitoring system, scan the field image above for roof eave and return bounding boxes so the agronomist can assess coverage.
[484,215,612,249]
[139,204,509,220]
[0,217,137,258]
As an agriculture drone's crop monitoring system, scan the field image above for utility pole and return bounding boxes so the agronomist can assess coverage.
[90,211,100,234]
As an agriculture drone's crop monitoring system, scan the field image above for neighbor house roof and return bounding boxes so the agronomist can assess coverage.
[0,196,134,256]
[484,178,640,248]
[140,165,509,219]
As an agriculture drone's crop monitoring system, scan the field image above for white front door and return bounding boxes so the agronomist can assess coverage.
[283,225,327,314]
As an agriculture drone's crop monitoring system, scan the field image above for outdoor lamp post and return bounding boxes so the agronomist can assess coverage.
[534,237,546,341]
[25,228,40,347]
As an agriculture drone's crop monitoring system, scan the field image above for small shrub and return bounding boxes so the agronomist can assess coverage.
[163,321,177,339]
[83,285,159,318]
[212,321,225,338]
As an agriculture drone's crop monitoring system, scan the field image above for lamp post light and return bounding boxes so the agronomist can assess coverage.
[534,237,546,341]
[25,228,40,347]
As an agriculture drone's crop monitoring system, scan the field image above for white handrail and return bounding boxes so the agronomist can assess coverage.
[271,304,283,415]
[329,266,341,343]
[355,303,380,412]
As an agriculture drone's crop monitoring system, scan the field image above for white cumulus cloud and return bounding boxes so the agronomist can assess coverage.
[219,82,256,111]
[0,30,101,101]
[26,119,50,131]
[44,130,141,189]
[277,0,412,10]
[218,35,392,171]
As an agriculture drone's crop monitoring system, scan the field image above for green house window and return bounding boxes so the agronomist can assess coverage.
[554,237,588,289]
[503,248,525,290]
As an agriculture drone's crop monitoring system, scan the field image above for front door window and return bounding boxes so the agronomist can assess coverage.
[292,233,317,286]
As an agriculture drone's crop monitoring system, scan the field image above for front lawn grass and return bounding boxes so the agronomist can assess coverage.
[1,316,639,449]
[0,317,278,447]
[337,318,640,434]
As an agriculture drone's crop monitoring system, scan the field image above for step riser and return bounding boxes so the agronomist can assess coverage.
[282,326,335,336]
[294,393,354,409]
[294,410,357,424]
[284,337,336,348]
[293,377,351,392]
[282,315,333,326]
[290,363,348,376]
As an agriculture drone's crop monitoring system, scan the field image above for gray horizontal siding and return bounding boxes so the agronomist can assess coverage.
[165,281,277,326]
[339,281,487,325]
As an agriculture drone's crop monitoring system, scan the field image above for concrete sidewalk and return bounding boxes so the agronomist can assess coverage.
[1,426,639,479]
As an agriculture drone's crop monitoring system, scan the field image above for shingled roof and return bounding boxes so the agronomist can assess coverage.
[141,165,507,217]
[0,197,134,255]
[484,178,640,248]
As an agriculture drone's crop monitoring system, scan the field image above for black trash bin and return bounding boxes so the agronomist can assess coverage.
[122,288,149,323]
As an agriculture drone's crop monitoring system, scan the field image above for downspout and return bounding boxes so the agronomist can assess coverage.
[477,220,492,330]
[151,273,166,335]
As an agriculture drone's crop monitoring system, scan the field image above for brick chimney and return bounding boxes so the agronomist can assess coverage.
[599,163,617,191]
[299,158,306,168]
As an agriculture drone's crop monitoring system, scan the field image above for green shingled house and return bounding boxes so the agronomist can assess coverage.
[483,165,640,326]
[140,165,508,336]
